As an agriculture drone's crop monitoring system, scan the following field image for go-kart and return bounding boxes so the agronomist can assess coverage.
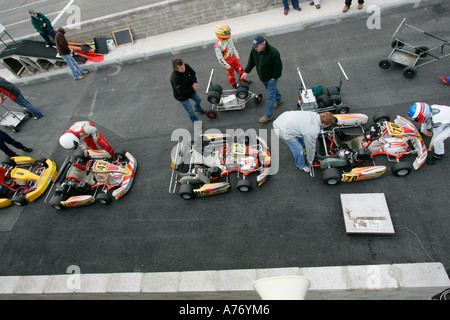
[314,112,427,185]
[170,133,271,199]
[0,156,58,207]
[46,149,137,209]
[205,67,263,119]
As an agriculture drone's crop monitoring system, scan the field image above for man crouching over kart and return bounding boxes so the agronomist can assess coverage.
[59,121,115,158]
[273,111,336,173]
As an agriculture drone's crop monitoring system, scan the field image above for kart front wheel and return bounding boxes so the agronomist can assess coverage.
[336,105,349,114]
[254,94,263,104]
[392,162,413,177]
[96,192,112,204]
[50,195,65,210]
[236,179,252,192]
[179,184,195,200]
[322,168,341,186]
[207,111,217,119]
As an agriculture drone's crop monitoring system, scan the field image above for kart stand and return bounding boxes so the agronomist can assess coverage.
[340,193,395,235]
[0,102,31,132]
[379,18,450,78]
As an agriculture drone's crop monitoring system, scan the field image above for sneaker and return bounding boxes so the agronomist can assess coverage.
[45,44,50,48]
[439,76,450,85]
[343,5,350,12]
[300,166,310,173]
[83,70,89,75]
[284,9,288,15]
[426,153,443,165]
[76,75,84,80]
[295,7,301,11]
[316,5,321,9]
[259,116,273,123]
[358,3,364,9]
[23,147,33,153]
[274,100,283,109]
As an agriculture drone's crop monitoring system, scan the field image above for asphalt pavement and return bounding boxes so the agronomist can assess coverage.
[0,0,449,282]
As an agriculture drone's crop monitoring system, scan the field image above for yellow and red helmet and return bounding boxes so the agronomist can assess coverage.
[215,23,231,40]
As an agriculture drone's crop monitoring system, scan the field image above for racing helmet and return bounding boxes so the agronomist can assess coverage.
[408,102,432,123]
[59,133,79,150]
[215,23,231,40]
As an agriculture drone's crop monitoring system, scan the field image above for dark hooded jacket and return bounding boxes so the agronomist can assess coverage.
[55,27,71,56]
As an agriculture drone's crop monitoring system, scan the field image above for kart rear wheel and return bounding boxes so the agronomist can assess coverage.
[11,195,27,206]
[96,192,112,204]
[236,179,252,192]
[211,84,223,95]
[179,184,194,200]
[373,112,390,123]
[336,105,350,114]
[392,162,413,177]
[322,168,341,186]
[317,94,331,108]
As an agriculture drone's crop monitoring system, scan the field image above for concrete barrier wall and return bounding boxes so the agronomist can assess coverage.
[1,263,449,300]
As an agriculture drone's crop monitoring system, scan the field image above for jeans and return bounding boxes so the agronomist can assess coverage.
[179,91,203,123]
[0,130,25,157]
[61,54,85,80]
[13,94,44,118]
[282,137,307,169]
[262,79,282,118]
[38,29,56,45]
[283,0,299,10]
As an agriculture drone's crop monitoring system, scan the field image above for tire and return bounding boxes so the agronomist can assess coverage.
[207,90,221,104]
[414,46,429,57]
[254,94,263,104]
[391,39,405,49]
[11,195,27,206]
[96,192,112,204]
[403,66,417,78]
[336,105,350,114]
[379,59,392,69]
[239,82,249,90]
[114,150,126,161]
[236,179,252,192]
[211,84,223,95]
[179,183,195,200]
[207,111,217,119]
[322,168,341,185]
[236,86,249,99]
[329,95,342,106]
[317,94,331,108]
[327,86,340,96]
[51,195,65,210]
[392,162,413,177]
[373,112,390,123]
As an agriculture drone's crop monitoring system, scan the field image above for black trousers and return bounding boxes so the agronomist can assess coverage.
[346,0,364,6]
[0,130,25,157]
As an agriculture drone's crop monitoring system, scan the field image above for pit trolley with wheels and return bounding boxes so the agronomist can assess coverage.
[379,18,450,78]
[205,67,263,119]
[0,101,32,132]
[297,62,350,114]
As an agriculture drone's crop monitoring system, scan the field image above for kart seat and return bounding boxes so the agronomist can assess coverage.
[66,163,95,185]
[334,127,365,151]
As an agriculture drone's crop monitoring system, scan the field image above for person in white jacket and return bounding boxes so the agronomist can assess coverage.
[408,102,450,165]
[273,111,336,172]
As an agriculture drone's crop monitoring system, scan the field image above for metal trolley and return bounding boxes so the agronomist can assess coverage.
[205,67,263,119]
[0,99,32,132]
[297,62,350,114]
[379,18,450,78]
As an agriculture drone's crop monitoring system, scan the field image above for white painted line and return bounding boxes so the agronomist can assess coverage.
[52,0,76,25]
[0,0,48,15]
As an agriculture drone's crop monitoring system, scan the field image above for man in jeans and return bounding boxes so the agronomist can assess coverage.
[0,77,44,119]
[242,35,283,123]
[55,27,88,80]
[170,57,205,124]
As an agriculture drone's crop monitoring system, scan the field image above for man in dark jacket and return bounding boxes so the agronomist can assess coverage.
[170,57,205,123]
[29,9,56,47]
[243,35,283,123]
[0,77,44,119]
[55,27,88,80]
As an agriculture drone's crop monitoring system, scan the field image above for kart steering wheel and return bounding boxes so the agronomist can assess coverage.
[366,124,381,142]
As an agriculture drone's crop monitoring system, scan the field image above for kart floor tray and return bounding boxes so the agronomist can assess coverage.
[340,193,395,235]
